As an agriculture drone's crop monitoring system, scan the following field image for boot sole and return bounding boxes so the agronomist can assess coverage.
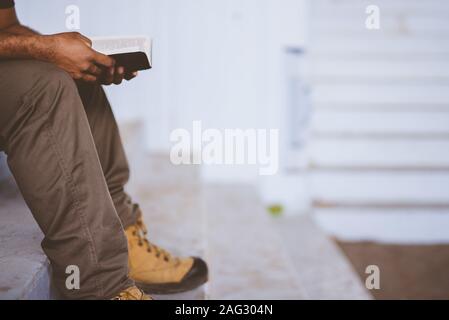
[136,273,208,294]
[136,257,209,294]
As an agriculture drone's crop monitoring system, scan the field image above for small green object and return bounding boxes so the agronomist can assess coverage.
[268,204,284,217]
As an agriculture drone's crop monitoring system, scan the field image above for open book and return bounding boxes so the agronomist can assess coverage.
[91,36,152,72]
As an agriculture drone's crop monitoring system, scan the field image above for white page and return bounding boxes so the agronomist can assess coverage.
[91,36,152,58]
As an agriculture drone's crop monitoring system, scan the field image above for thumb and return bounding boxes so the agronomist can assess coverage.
[92,51,115,68]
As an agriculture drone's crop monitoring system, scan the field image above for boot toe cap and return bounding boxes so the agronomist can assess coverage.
[183,257,208,284]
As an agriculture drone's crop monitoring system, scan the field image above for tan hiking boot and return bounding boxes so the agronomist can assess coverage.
[112,286,152,300]
[125,216,208,294]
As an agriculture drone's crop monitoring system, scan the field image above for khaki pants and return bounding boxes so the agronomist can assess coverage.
[0,60,140,299]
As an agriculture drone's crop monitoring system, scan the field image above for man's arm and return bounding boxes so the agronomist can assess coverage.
[0,7,114,82]
[0,7,135,84]
[0,7,44,58]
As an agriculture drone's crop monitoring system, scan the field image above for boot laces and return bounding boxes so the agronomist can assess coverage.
[133,219,176,263]
[112,287,151,300]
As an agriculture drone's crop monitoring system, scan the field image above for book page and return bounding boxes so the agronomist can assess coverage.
[91,36,152,57]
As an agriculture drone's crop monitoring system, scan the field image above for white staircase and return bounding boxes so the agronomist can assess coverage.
[307,0,449,242]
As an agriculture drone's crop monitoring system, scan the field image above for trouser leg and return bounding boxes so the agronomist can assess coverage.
[0,60,133,299]
[77,82,140,228]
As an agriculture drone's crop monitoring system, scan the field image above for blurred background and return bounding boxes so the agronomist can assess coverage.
[1,0,449,299]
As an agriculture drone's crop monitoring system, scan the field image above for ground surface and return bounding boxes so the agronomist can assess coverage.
[338,241,449,299]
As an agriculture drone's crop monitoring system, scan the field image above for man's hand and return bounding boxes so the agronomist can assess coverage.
[45,32,114,83]
[0,4,139,86]
[101,66,138,86]
[46,32,138,85]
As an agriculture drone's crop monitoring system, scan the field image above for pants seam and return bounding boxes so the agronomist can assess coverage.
[43,115,105,299]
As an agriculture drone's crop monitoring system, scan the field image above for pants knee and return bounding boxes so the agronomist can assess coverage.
[0,60,78,114]
[30,61,83,112]
[0,60,83,145]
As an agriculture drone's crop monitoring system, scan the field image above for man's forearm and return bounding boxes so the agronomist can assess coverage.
[0,17,52,60]
[0,31,54,61]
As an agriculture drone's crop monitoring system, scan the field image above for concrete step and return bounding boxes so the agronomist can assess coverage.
[310,171,449,205]
[273,215,372,299]
[311,84,449,105]
[313,102,449,113]
[310,36,449,56]
[312,111,449,135]
[312,0,449,15]
[311,16,449,35]
[308,138,449,169]
[315,208,449,244]
[204,184,306,299]
[202,184,371,299]
[0,160,53,299]
[308,60,449,83]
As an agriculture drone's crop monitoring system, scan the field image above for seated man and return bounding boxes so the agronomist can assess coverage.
[0,1,207,300]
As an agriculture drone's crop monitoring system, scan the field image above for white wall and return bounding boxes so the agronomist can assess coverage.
[16,0,307,183]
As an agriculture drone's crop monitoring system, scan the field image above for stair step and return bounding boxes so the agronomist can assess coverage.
[313,0,449,9]
[308,139,449,168]
[0,177,53,300]
[312,0,449,17]
[311,16,449,34]
[310,36,449,55]
[312,110,449,135]
[310,171,449,204]
[309,60,449,82]
[313,103,449,112]
[273,215,371,299]
[204,185,306,299]
[311,84,449,105]
[315,208,449,243]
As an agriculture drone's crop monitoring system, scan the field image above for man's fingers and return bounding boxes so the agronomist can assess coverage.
[86,64,102,76]
[113,76,123,85]
[102,78,113,85]
[124,74,134,81]
[92,51,115,68]
[113,66,125,85]
[124,71,138,81]
[98,67,115,85]
[102,69,114,85]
